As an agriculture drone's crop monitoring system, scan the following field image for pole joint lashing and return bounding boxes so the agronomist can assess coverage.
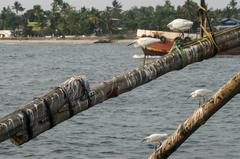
[198,2,220,53]
[79,77,95,108]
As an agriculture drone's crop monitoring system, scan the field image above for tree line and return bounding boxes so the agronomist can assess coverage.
[0,0,239,37]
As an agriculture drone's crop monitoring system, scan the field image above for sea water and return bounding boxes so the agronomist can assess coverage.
[0,42,239,159]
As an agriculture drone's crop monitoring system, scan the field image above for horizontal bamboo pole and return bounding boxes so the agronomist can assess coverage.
[0,25,240,145]
[148,72,240,159]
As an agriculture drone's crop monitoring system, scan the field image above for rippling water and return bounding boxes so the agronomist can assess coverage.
[0,41,239,159]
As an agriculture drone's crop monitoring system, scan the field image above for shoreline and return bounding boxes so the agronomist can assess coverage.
[0,38,134,44]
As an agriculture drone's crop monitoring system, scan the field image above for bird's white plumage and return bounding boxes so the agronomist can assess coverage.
[143,133,168,144]
[187,88,212,106]
[190,89,212,100]
[129,37,160,48]
[167,19,193,32]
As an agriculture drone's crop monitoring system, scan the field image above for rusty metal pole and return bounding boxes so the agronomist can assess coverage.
[0,26,240,145]
[148,72,240,159]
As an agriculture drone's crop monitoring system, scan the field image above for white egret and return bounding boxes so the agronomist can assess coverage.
[142,133,168,149]
[128,37,160,48]
[186,88,212,106]
[167,18,193,32]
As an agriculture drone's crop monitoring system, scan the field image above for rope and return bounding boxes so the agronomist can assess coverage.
[198,5,206,12]
[182,5,220,53]
[215,25,240,36]
[170,42,185,68]
[80,78,94,109]
[199,4,220,53]
[200,24,220,51]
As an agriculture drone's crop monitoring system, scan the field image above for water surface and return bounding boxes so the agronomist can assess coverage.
[0,42,239,159]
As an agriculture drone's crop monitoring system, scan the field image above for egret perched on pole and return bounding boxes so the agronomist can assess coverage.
[142,133,168,150]
[167,18,193,42]
[167,18,193,32]
[128,37,161,49]
[186,88,212,106]
[128,37,162,65]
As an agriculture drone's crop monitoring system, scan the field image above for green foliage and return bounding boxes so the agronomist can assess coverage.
[0,6,18,30]
[0,0,239,37]
[176,0,199,22]
[154,0,176,30]
[111,0,122,18]
[226,0,239,18]
[122,8,139,30]
[23,5,49,36]
[12,1,25,15]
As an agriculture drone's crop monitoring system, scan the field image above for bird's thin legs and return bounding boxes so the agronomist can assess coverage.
[143,55,146,65]
[154,142,162,150]
[158,141,162,147]
[203,97,206,103]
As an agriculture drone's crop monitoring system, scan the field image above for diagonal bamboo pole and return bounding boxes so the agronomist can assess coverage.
[148,72,240,159]
[0,26,240,145]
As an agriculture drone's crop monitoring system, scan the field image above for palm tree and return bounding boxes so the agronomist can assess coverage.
[111,0,122,18]
[51,0,64,13]
[12,1,25,15]
[32,5,45,22]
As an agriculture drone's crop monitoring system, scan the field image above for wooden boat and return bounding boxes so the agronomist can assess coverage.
[137,29,198,56]
[142,39,174,56]
[137,29,240,56]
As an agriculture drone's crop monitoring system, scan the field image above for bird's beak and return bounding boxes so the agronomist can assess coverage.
[127,42,135,46]
[141,138,146,143]
[185,96,191,101]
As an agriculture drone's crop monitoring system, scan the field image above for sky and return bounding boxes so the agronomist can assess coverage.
[0,0,240,11]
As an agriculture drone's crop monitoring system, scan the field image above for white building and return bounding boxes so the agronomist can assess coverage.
[0,30,12,38]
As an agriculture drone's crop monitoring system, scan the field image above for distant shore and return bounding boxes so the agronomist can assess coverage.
[0,37,135,44]
[0,34,135,44]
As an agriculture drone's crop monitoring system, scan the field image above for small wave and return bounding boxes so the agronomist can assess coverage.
[132,54,144,59]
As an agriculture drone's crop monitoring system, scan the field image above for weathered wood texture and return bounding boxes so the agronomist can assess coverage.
[0,26,240,145]
[148,72,240,159]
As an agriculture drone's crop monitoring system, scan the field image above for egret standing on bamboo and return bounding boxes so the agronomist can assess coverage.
[167,18,193,42]
[186,88,212,106]
[128,37,161,48]
[128,37,161,64]
[167,18,193,32]
[142,133,168,150]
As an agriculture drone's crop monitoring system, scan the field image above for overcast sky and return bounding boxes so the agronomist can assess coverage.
[0,0,240,11]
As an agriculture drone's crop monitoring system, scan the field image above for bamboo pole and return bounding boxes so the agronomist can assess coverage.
[148,72,240,159]
[200,0,207,37]
[0,25,240,145]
